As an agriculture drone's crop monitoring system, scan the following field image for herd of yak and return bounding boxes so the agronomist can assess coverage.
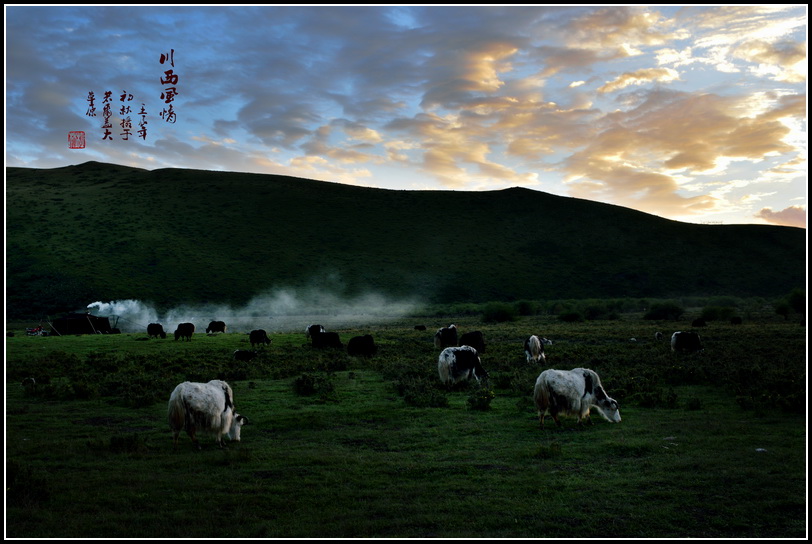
[157,321,702,449]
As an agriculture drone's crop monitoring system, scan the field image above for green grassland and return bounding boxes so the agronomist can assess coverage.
[5,161,807,537]
[6,162,805,319]
[5,314,806,538]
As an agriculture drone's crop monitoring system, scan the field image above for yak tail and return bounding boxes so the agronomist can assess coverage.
[167,387,186,432]
[438,353,451,384]
[222,383,233,412]
[534,377,551,413]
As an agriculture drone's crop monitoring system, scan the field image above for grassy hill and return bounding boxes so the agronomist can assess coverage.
[5,161,806,319]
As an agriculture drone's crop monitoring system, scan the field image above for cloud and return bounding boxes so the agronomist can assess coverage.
[559,6,679,50]
[677,5,807,82]
[535,46,623,77]
[597,68,680,93]
[420,42,519,109]
[734,39,806,67]
[561,88,804,219]
[689,5,805,47]
[754,206,806,228]
[5,5,807,226]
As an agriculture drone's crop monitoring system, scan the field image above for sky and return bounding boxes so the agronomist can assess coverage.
[5,5,808,228]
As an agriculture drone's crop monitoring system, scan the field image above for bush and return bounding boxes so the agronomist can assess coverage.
[108,433,149,454]
[686,397,702,410]
[482,302,517,323]
[581,301,619,320]
[700,306,736,322]
[533,441,562,459]
[397,377,449,408]
[6,460,50,507]
[558,311,583,323]
[644,301,685,320]
[293,372,335,398]
[466,382,495,410]
[515,300,539,316]
[631,387,673,408]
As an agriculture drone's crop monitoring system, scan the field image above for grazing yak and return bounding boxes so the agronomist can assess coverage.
[305,324,325,339]
[534,368,621,428]
[206,320,227,334]
[459,330,486,354]
[655,331,664,341]
[437,346,488,387]
[433,324,458,349]
[249,329,271,348]
[347,334,377,357]
[174,322,195,341]
[233,350,257,362]
[671,331,703,353]
[167,380,248,449]
[311,330,343,349]
[147,323,166,339]
[524,335,545,364]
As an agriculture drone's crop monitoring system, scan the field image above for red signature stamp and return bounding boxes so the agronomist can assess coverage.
[68,131,86,149]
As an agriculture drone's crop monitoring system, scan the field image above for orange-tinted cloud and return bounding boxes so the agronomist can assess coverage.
[561,89,803,219]
[598,68,680,93]
[561,6,675,50]
[755,206,806,228]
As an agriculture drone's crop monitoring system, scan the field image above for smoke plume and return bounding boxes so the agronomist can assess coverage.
[86,287,422,334]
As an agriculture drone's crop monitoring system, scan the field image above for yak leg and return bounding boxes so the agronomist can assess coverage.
[186,426,201,450]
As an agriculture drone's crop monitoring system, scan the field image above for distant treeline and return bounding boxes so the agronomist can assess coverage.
[416,291,805,324]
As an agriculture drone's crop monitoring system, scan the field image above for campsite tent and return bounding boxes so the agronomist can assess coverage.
[48,312,114,335]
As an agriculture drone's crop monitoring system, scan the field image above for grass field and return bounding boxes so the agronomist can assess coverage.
[5,314,807,538]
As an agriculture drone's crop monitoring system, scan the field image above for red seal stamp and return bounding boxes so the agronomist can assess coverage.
[68,131,86,149]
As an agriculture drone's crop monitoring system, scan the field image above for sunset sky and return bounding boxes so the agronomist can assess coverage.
[5,5,807,227]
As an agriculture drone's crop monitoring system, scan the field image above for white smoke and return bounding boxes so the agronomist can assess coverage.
[86,287,422,334]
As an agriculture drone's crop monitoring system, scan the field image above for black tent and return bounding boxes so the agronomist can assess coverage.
[49,312,113,335]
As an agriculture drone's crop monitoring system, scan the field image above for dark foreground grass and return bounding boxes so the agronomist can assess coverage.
[5,317,807,538]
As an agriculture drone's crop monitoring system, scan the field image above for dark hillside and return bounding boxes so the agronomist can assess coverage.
[5,161,806,318]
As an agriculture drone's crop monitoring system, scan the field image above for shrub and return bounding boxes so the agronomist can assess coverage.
[482,302,517,323]
[292,372,337,402]
[515,300,539,316]
[644,301,685,320]
[787,288,805,315]
[700,306,736,322]
[6,460,50,507]
[466,382,495,411]
[394,376,449,408]
[686,397,702,410]
[558,311,583,323]
[533,442,562,459]
[629,387,678,409]
[293,372,334,397]
[581,301,619,320]
[108,433,149,454]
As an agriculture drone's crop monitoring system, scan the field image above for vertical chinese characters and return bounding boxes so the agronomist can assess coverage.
[159,49,178,123]
[119,91,134,140]
[138,104,148,140]
[101,91,114,140]
[82,49,175,141]
[85,91,96,117]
